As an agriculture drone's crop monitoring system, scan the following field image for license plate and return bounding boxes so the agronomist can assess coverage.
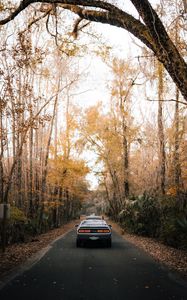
[89,236,99,240]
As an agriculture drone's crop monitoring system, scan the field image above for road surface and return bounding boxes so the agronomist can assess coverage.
[0,229,186,300]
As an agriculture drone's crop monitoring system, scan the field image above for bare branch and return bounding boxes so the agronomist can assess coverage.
[21,9,52,33]
[28,9,52,28]
[71,17,91,38]
[71,17,82,39]
[147,98,187,106]
[59,3,155,51]
[46,12,55,38]
[0,0,186,100]
[0,1,154,51]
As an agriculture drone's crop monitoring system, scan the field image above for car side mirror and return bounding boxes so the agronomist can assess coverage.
[109,225,112,228]
[75,224,79,228]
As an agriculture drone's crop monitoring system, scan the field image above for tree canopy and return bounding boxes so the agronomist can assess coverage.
[0,0,187,101]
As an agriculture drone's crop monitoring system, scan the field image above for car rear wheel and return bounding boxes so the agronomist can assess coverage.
[76,239,81,247]
[106,239,112,248]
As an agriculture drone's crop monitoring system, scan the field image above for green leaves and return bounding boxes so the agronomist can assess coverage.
[120,193,187,249]
[10,206,27,223]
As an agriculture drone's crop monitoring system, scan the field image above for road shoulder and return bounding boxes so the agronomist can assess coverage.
[110,220,187,283]
[0,220,78,287]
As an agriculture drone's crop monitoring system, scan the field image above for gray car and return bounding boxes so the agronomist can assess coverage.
[76,219,112,247]
[85,215,104,221]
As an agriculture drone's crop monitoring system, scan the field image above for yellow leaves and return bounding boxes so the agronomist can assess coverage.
[47,157,89,197]
[112,58,127,76]
[10,207,27,223]
[43,200,63,209]
[58,34,80,57]
[41,67,50,77]
[94,45,111,61]
[166,186,177,196]
[112,57,136,79]
[0,3,4,12]
[111,88,117,97]
[84,104,104,135]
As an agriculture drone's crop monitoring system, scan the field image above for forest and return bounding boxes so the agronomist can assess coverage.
[0,0,186,252]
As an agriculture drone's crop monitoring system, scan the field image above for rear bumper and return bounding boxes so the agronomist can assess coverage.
[77,234,111,241]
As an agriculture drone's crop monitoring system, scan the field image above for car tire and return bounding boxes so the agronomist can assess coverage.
[106,239,112,248]
[76,239,81,247]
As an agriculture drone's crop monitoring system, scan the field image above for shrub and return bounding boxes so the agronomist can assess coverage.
[119,193,187,250]
[120,194,160,237]
[7,207,27,244]
[9,206,27,223]
[159,198,187,249]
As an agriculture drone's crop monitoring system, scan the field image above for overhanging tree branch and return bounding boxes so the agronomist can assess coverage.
[0,0,187,101]
[0,1,154,51]
[21,8,52,33]
[59,4,155,51]
[147,98,187,106]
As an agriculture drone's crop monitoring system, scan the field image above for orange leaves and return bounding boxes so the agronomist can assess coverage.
[47,157,89,198]
[0,3,4,12]
[43,200,64,210]
[166,186,177,196]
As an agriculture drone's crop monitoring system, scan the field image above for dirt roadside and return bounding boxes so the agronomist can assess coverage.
[0,219,186,282]
[0,220,78,280]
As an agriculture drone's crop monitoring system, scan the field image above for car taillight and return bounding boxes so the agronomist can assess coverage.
[97,229,110,233]
[78,229,91,233]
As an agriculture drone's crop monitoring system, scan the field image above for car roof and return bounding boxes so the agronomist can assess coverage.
[79,219,108,228]
[86,215,103,220]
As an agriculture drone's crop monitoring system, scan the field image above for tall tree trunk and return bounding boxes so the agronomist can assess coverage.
[63,93,71,221]
[103,175,116,217]
[54,100,58,159]
[174,87,181,192]
[123,123,129,198]
[16,72,23,208]
[173,18,181,194]
[120,91,129,198]
[40,94,59,228]
[107,162,122,217]
[1,101,51,250]
[0,102,4,204]
[34,125,40,213]
[157,62,166,195]
[29,122,34,216]
[28,71,35,217]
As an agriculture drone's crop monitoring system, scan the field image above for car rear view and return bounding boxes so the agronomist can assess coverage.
[76,219,112,247]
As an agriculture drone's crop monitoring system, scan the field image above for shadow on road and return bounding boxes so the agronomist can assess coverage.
[76,241,112,249]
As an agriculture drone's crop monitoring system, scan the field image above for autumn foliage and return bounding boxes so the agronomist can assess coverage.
[0,0,187,251]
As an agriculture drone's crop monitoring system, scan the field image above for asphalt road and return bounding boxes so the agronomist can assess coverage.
[0,229,186,300]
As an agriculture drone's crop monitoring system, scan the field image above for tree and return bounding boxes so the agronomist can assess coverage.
[110,58,139,198]
[47,100,90,223]
[0,16,86,250]
[173,87,181,192]
[157,62,166,195]
[80,92,139,219]
[0,1,187,101]
[79,104,122,218]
